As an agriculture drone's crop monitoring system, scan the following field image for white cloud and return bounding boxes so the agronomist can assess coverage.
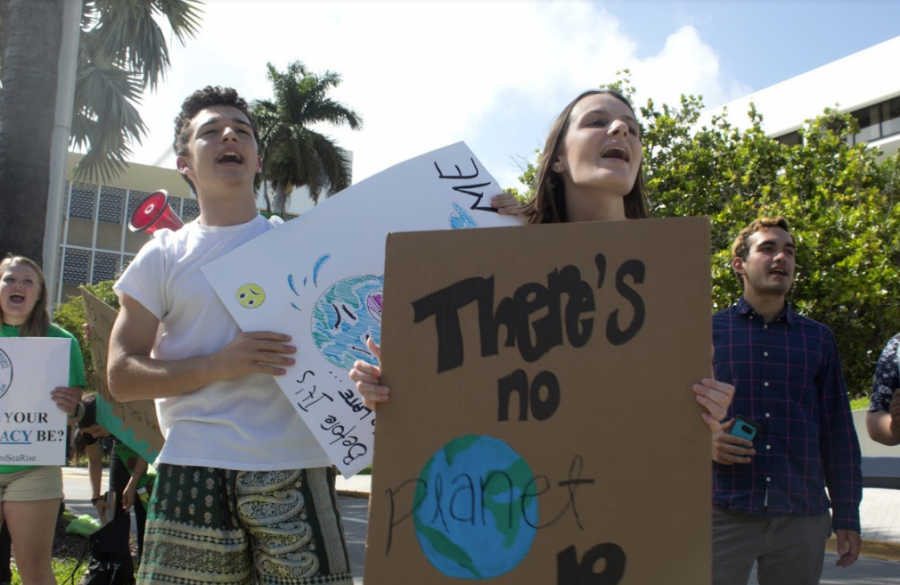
[132,1,742,205]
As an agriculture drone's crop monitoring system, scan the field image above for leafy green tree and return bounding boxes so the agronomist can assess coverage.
[253,61,362,215]
[0,0,202,262]
[514,76,900,398]
[53,280,119,394]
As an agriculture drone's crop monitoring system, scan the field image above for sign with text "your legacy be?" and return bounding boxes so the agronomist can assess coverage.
[0,338,71,466]
[202,142,521,477]
[367,217,713,585]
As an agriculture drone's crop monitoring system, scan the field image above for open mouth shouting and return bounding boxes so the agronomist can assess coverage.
[7,293,26,305]
[600,145,631,163]
[769,265,789,278]
[216,149,245,166]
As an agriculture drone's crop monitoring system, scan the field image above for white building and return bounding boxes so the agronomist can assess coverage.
[702,35,900,160]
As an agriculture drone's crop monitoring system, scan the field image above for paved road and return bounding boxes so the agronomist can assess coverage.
[63,471,899,583]
[751,554,900,583]
[341,500,900,583]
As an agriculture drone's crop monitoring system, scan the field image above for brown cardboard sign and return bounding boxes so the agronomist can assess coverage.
[81,289,164,462]
[366,217,712,585]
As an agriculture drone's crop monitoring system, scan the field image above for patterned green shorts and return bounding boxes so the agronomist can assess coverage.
[138,465,353,585]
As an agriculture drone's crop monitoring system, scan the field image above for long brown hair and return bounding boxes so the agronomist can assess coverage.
[522,89,650,224]
[0,255,50,337]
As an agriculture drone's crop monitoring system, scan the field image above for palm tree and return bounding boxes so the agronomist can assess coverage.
[70,0,202,183]
[253,61,362,215]
[0,0,202,262]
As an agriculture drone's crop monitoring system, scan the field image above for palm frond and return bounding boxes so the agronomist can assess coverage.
[70,0,204,182]
[303,98,363,130]
[152,0,203,44]
[70,42,147,184]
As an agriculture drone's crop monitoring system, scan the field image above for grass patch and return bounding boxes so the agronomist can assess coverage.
[850,396,871,411]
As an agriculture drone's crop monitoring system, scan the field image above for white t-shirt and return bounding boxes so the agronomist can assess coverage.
[115,214,330,471]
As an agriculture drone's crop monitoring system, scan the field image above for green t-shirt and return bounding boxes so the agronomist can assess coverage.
[0,322,86,473]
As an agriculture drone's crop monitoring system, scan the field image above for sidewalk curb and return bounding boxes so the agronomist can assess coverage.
[826,536,900,563]
[336,489,370,500]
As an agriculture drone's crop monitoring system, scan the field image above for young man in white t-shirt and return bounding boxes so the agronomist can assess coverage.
[108,87,353,585]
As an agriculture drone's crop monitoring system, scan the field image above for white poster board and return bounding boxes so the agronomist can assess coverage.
[203,142,521,476]
[0,338,71,465]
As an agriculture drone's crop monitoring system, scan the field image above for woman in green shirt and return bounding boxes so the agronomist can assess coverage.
[0,255,85,585]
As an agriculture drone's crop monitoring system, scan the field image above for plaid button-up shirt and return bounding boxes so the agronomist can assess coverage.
[712,297,862,532]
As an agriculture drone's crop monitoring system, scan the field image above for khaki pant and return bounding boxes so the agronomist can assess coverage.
[712,505,831,585]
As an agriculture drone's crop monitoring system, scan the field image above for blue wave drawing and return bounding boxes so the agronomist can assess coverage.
[313,254,331,287]
[449,203,478,230]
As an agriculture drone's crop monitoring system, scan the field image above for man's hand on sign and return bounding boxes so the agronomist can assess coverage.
[82,322,91,342]
[711,419,755,465]
[211,331,296,380]
[693,378,734,422]
[349,338,389,409]
[491,193,526,216]
[51,385,84,416]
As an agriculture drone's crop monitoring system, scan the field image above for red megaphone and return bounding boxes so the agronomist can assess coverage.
[128,190,185,234]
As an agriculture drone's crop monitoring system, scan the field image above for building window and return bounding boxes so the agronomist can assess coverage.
[851,104,881,144]
[69,183,97,220]
[92,252,121,284]
[182,199,200,223]
[882,96,900,138]
[62,248,91,285]
[774,131,802,147]
[98,186,126,224]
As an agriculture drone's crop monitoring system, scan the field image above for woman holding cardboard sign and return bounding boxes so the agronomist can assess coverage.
[0,255,86,585]
[349,90,734,433]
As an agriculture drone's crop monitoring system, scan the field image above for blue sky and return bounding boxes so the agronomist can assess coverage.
[131,1,900,212]
[616,1,900,93]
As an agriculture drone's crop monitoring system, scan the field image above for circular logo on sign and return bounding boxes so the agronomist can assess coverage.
[0,347,13,401]
[413,435,538,579]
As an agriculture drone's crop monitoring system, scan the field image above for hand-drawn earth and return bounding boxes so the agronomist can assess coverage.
[311,275,383,370]
[413,435,538,579]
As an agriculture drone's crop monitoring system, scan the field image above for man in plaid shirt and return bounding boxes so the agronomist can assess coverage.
[710,217,862,585]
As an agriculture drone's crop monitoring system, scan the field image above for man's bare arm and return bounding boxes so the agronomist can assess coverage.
[108,293,296,402]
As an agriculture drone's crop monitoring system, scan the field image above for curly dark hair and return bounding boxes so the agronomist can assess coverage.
[173,86,261,192]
